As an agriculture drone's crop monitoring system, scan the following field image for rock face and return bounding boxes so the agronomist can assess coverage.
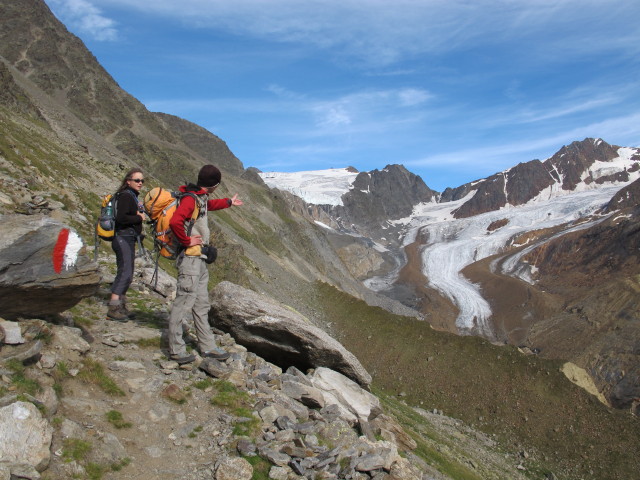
[0,401,53,471]
[0,214,100,319]
[606,177,640,211]
[334,164,438,241]
[209,281,372,387]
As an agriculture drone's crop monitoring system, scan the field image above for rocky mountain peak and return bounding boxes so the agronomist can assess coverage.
[444,138,639,218]
[329,164,437,242]
[546,137,622,189]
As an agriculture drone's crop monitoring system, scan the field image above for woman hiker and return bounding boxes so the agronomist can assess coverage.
[107,167,146,321]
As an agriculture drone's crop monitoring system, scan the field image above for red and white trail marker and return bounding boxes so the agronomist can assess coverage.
[52,228,83,273]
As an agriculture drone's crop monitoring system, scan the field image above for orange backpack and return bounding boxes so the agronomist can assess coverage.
[143,187,199,259]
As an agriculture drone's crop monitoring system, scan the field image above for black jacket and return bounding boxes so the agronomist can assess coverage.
[114,187,142,236]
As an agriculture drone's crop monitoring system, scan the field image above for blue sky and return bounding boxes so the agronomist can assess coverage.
[45,0,640,192]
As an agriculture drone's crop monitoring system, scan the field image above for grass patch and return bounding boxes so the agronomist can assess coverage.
[60,436,130,478]
[243,455,271,480]
[62,438,92,463]
[232,408,261,437]
[85,462,106,480]
[210,380,251,410]
[34,329,54,345]
[193,378,214,390]
[210,380,260,437]
[6,359,42,396]
[134,337,162,348]
[73,315,94,328]
[110,457,131,472]
[52,361,71,397]
[105,410,132,429]
[78,358,125,396]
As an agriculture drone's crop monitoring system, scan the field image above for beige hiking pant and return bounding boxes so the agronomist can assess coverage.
[168,256,217,357]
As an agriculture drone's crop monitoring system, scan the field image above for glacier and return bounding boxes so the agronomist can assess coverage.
[395,186,624,337]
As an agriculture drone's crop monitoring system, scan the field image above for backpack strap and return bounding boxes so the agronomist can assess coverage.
[180,192,201,238]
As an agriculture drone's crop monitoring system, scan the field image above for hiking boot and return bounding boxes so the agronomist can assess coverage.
[201,347,230,361]
[121,298,136,319]
[170,353,196,365]
[107,303,128,322]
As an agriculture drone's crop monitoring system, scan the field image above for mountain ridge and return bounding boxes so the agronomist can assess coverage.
[261,140,640,413]
[1,1,639,478]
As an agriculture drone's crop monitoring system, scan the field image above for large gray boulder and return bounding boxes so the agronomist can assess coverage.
[0,401,53,471]
[209,281,372,387]
[0,214,100,319]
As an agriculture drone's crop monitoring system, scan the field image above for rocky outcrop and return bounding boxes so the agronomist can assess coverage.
[0,60,44,120]
[334,164,438,239]
[0,215,100,319]
[451,172,508,218]
[605,177,640,211]
[309,367,381,425]
[209,281,372,387]
[154,112,244,177]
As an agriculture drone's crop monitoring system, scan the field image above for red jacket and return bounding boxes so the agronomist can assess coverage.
[169,185,231,247]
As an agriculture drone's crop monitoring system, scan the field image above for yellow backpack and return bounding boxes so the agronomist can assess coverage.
[95,193,116,241]
[93,193,117,261]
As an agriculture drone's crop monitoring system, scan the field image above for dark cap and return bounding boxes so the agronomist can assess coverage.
[197,165,221,188]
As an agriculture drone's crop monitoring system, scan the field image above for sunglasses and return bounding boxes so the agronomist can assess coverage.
[129,178,145,183]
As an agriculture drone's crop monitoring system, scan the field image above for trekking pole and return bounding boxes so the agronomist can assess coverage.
[93,224,99,262]
[151,250,161,291]
[136,235,152,262]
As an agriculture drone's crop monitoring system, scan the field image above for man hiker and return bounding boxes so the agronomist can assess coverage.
[167,164,243,364]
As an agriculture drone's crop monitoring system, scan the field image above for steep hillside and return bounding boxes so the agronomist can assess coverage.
[0,0,242,187]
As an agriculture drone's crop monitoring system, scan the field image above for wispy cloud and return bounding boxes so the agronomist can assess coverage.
[48,0,118,41]
[303,88,433,132]
[88,0,640,65]
[149,86,433,136]
[408,112,640,172]
[516,96,621,124]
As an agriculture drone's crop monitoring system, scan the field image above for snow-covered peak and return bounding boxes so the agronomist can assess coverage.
[259,168,359,206]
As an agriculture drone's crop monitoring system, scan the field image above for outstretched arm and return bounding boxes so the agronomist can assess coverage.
[207,194,244,210]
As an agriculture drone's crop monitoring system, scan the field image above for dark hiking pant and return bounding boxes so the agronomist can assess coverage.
[111,235,136,296]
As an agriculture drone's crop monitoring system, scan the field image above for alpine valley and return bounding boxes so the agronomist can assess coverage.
[0,1,639,480]
[260,141,640,414]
